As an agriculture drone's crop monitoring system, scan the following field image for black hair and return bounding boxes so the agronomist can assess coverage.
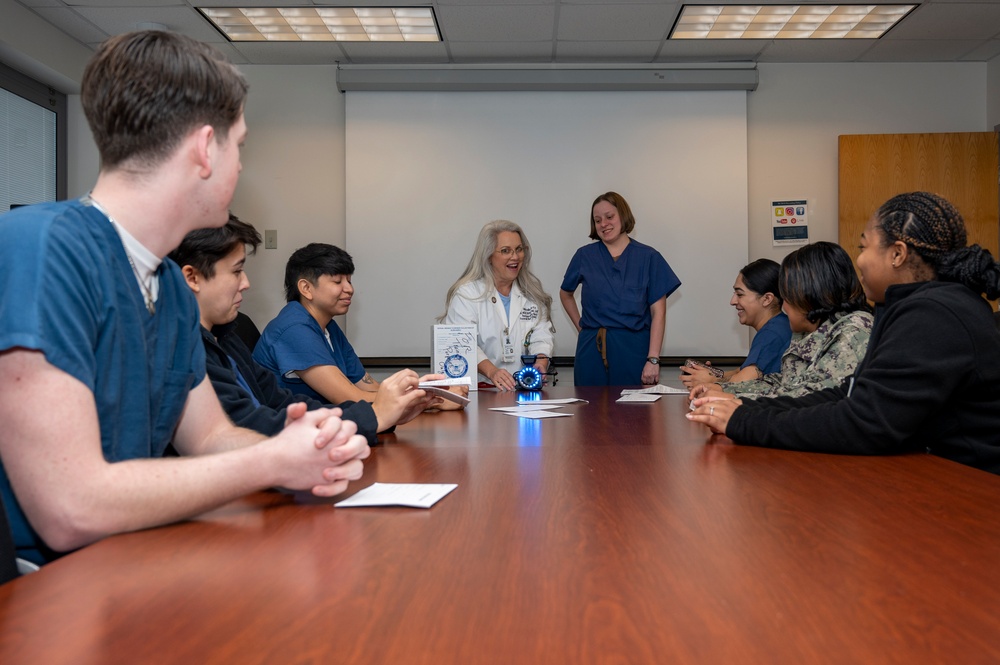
[738,258,783,308]
[168,212,260,278]
[779,241,871,324]
[875,191,1000,300]
[284,243,355,303]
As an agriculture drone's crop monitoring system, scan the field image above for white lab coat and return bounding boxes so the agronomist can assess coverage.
[445,279,555,382]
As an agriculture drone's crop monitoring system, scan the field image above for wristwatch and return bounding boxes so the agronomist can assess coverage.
[646,357,659,365]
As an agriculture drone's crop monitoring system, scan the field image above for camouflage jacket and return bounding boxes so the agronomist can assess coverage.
[725,310,874,400]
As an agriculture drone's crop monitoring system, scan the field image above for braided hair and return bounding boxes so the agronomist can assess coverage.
[875,192,1000,300]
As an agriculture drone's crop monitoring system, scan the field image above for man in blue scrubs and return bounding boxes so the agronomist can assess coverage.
[169,214,432,440]
[0,31,372,565]
[253,243,467,411]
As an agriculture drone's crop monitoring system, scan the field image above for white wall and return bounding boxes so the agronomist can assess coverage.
[748,63,987,265]
[229,65,346,326]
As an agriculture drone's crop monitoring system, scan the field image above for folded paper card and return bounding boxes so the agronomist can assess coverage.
[620,384,689,395]
[616,393,662,403]
[419,376,472,406]
[335,483,458,509]
[500,410,573,419]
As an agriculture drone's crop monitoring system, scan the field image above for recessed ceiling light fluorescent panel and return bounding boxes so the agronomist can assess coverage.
[670,4,916,39]
[198,6,440,42]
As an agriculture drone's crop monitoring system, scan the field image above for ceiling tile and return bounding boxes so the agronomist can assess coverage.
[210,40,252,65]
[437,5,556,42]
[886,2,1000,40]
[557,40,662,61]
[72,5,228,42]
[656,40,765,62]
[566,0,679,4]
[557,3,677,41]
[448,41,554,62]
[30,6,109,43]
[231,41,348,65]
[15,0,67,7]
[756,39,876,63]
[960,39,1000,62]
[859,39,989,62]
[194,0,336,5]
[337,42,451,65]
[62,0,179,6]
[435,0,555,4]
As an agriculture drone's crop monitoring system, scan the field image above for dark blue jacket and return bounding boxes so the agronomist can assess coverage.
[202,321,379,445]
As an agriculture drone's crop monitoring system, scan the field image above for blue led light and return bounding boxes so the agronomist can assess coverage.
[513,365,543,391]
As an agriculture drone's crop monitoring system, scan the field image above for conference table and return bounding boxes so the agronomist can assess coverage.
[2,385,1000,663]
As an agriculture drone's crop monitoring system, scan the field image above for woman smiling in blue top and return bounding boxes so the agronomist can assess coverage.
[560,191,681,386]
[680,259,792,390]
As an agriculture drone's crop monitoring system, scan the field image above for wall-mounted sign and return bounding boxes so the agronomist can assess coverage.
[771,199,809,247]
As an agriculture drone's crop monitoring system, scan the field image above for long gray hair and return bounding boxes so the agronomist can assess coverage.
[439,220,554,324]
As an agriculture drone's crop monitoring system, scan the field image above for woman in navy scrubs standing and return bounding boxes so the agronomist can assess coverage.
[560,191,681,386]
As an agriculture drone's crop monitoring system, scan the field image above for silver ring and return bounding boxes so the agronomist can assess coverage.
[709,406,715,416]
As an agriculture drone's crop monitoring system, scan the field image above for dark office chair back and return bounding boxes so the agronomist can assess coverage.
[0,492,20,585]
[234,312,262,353]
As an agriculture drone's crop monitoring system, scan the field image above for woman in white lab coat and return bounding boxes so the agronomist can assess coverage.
[440,220,555,391]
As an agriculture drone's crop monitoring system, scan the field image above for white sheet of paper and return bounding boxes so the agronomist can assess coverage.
[334,483,457,509]
[516,398,588,405]
[501,409,573,419]
[620,384,689,395]
[420,377,473,388]
[489,404,561,412]
[616,393,662,403]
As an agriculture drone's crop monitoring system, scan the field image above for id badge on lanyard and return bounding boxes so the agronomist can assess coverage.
[502,327,516,363]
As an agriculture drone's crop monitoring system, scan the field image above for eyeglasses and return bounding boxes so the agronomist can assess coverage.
[496,246,525,257]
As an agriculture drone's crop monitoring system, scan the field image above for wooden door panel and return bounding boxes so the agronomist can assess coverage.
[839,132,998,271]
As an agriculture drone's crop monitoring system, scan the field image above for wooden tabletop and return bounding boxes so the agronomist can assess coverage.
[2,385,1000,664]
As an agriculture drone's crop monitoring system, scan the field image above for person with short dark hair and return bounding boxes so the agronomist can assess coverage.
[691,242,873,400]
[560,191,681,386]
[680,258,792,389]
[0,31,369,565]
[690,192,1000,474]
[254,243,466,409]
[169,215,432,442]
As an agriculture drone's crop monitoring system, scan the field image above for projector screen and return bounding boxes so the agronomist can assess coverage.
[345,90,749,360]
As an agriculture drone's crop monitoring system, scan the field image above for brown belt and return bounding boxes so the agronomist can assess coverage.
[595,327,608,371]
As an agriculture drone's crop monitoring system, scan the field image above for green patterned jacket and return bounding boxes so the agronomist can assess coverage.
[725,310,874,400]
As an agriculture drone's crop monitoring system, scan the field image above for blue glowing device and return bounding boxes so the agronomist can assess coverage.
[513,355,544,391]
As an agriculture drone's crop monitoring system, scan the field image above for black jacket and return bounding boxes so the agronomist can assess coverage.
[727,281,1000,474]
[202,321,379,445]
